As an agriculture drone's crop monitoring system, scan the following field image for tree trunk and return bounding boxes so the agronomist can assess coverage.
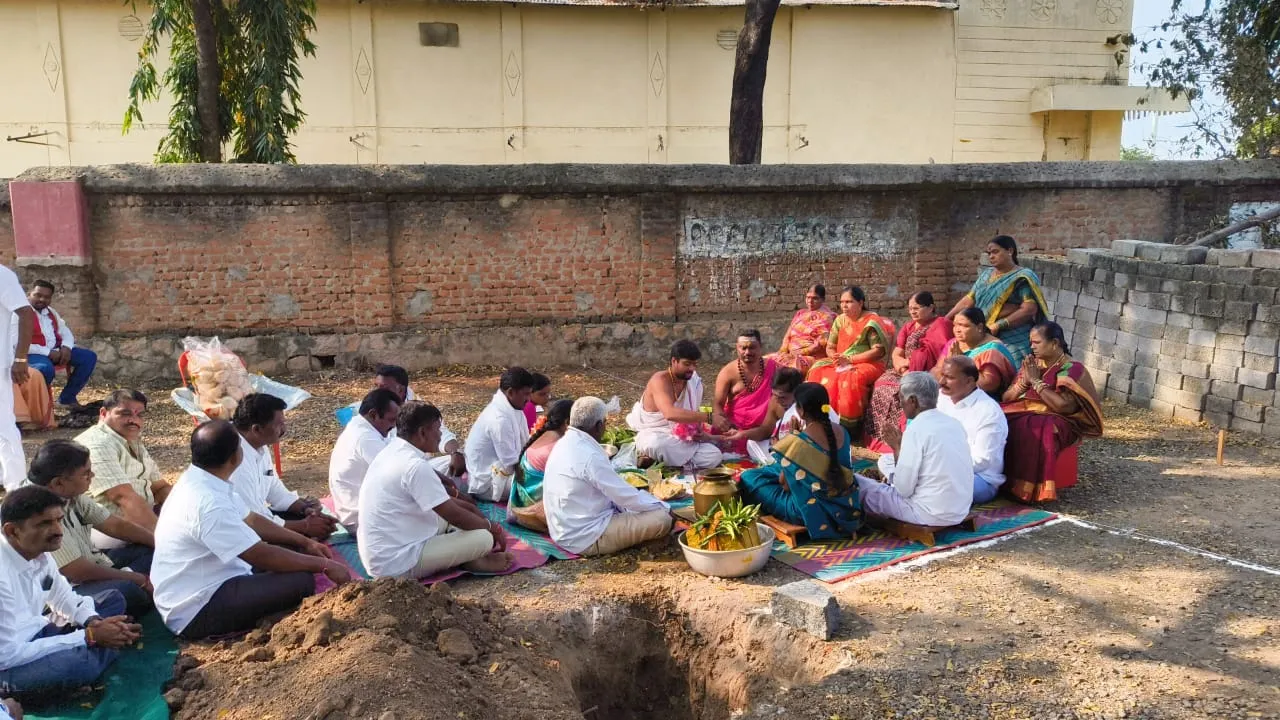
[192,0,223,163]
[728,0,782,165]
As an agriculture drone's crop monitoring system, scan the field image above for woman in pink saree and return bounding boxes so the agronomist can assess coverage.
[867,291,951,450]
[1001,322,1104,503]
[768,284,837,375]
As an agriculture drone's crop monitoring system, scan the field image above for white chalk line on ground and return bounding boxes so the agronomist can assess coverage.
[1056,515,1280,577]
[840,514,1280,586]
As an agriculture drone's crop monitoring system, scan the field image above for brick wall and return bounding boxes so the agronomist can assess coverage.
[1032,241,1280,438]
[4,162,1279,381]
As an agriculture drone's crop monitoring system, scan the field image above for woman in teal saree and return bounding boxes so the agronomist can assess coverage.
[945,235,1048,366]
[739,383,862,540]
[507,399,573,532]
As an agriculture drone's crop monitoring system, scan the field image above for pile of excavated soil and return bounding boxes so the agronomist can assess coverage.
[167,578,584,720]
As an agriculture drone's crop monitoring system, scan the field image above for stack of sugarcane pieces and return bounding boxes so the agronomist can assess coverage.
[685,497,762,551]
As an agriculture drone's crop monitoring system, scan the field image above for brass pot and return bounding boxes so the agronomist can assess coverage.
[693,468,739,516]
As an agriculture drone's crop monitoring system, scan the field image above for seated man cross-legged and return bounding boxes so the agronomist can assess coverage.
[856,372,973,528]
[25,441,156,619]
[0,486,141,696]
[328,389,401,533]
[937,355,1009,504]
[341,365,468,483]
[230,393,336,539]
[625,340,723,471]
[152,421,351,640]
[359,402,512,579]
[75,390,169,542]
[545,397,673,557]
[464,368,534,502]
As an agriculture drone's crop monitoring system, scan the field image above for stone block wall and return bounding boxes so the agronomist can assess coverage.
[1030,242,1280,438]
[4,161,1280,382]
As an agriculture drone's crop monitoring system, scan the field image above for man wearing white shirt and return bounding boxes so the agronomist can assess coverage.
[340,365,468,482]
[0,264,35,493]
[328,389,400,532]
[16,280,96,408]
[937,356,1009,504]
[544,397,672,556]
[358,402,511,579]
[152,421,350,639]
[856,372,972,527]
[464,367,534,502]
[229,394,336,539]
[0,697,19,719]
[0,486,141,694]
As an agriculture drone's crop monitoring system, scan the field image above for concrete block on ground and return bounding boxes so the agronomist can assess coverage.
[1221,267,1261,285]
[1213,348,1244,367]
[1134,366,1158,384]
[1209,363,1240,383]
[1164,326,1190,345]
[1174,406,1204,424]
[1237,369,1276,390]
[1245,335,1280,356]
[1131,380,1155,400]
[1098,298,1123,315]
[1188,329,1218,348]
[1250,321,1280,338]
[1220,320,1250,337]
[1135,349,1161,369]
[1234,401,1267,422]
[1157,353,1185,375]
[1260,305,1280,324]
[1183,344,1214,363]
[1241,387,1275,407]
[1123,304,1168,324]
[1216,334,1245,352]
[1108,375,1132,394]
[1180,360,1210,379]
[1207,249,1252,267]
[1169,294,1195,314]
[1250,249,1280,269]
[1107,390,1130,405]
[1079,293,1100,311]
[772,580,841,641]
[1067,248,1109,266]
[1115,345,1138,364]
[1224,301,1258,323]
[1243,285,1278,305]
[1159,245,1208,265]
[1181,375,1210,396]
[1135,242,1167,261]
[1244,352,1279,373]
[1264,419,1280,440]
[1135,275,1165,293]
[1210,381,1244,400]
[1167,312,1194,329]
[1205,395,1235,415]
[1204,411,1233,428]
[1115,331,1140,350]
[1093,327,1117,345]
[1195,298,1226,317]
[1231,417,1264,434]
[1111,239,1148,258]
[1148,399,1176,418]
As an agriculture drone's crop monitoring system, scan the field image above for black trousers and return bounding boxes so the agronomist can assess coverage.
[179,571,314,640]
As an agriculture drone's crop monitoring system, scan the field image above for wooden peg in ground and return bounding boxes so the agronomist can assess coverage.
[1217,429,1226,466]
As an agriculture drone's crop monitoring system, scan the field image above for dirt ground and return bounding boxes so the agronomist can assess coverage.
[26,366,1280,720]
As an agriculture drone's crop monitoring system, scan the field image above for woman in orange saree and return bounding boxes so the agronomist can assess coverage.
[1001,322,1103,503]
[768,284,837,375]
[13,366,55,431]
[806,286,893,431]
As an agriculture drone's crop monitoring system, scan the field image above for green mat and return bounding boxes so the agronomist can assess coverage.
[25,612,177,720]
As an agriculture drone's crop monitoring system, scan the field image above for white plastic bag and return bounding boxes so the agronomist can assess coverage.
[603,395,621,415]
[182,336,254,419]
[610,442,639,470]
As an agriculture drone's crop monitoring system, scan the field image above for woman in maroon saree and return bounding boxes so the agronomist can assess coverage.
[867,292,952,450]
[1001,322,1104,503]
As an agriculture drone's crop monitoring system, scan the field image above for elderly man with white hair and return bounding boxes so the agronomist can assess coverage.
[543,397,672,556]
[856,372,972,527]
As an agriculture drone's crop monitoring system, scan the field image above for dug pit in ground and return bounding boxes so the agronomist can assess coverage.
[167,576,839,720]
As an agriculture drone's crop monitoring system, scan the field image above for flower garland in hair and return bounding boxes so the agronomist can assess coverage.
[531,415,549,435]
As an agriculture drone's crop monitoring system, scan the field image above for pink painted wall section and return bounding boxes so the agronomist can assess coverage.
[9,180,91,266]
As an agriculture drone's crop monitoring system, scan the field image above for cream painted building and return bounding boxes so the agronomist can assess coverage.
[0,0,1186,176]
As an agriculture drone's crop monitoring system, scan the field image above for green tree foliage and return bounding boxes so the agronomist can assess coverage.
[1142,0,1280,158]
[122,0,318,163]
[1120,145,1157,161]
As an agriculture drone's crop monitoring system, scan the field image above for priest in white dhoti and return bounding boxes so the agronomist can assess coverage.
[463,367,534,502]
[625,340,723,471]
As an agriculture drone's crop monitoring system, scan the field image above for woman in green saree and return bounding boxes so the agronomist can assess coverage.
[739,383,862,540]
[945,235,1048,366]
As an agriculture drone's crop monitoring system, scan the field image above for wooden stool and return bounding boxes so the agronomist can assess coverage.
[760,515,808,548]
[872,511,984,548]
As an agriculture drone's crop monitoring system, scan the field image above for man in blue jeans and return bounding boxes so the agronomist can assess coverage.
[0,486,141,695]
[18,280,97,409]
